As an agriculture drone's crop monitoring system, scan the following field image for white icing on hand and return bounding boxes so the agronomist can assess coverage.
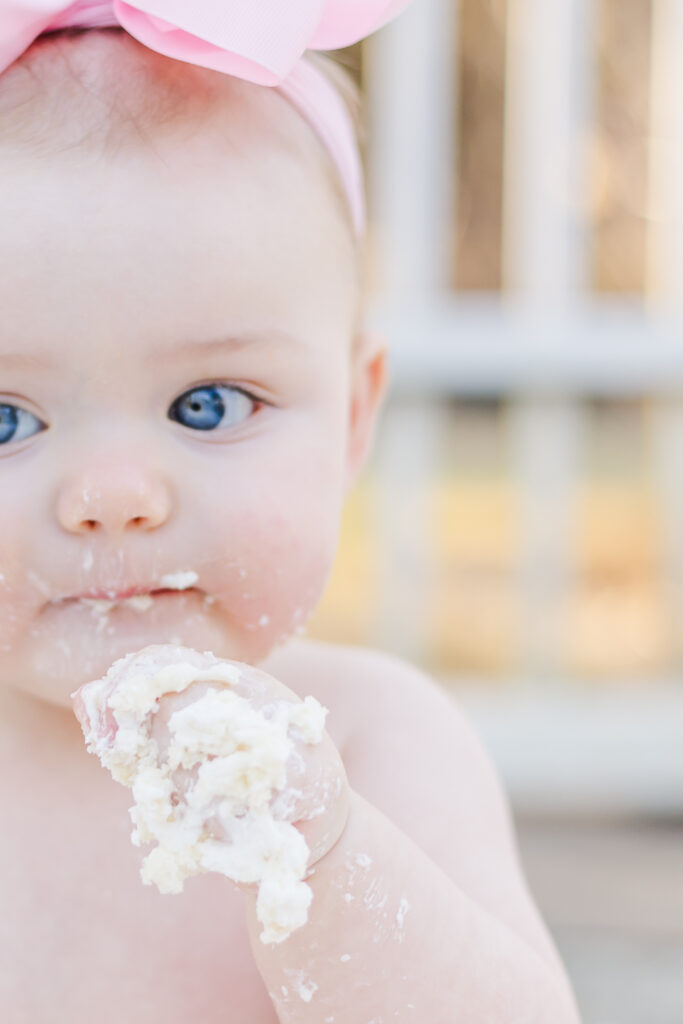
[76,645,328,945]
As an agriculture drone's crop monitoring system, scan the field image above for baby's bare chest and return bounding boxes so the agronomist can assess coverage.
[2,640,362,1022]
[0,782,278,1024]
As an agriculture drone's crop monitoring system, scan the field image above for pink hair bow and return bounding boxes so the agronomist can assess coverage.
[0,1,414,235]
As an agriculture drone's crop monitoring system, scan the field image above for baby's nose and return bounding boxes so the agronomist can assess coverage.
[56,476,172,535]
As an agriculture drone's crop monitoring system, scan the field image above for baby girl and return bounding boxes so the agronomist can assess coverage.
[0,4,581,1022]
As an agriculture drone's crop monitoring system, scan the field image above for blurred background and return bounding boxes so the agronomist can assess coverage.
[307,2,683,1021]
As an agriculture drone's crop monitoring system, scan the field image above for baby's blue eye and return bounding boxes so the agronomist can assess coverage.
[168,384,257,433]
[0,402,45,446]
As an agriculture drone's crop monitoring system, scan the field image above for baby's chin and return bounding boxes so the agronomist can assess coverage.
[9,593,291,710]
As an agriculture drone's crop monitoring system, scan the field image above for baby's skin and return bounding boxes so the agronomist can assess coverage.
[0,30,581,1024]
[65,636,582,1024]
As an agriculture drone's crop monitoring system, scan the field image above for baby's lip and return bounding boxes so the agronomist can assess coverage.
[79,586,167,601]
[63,585,201,603]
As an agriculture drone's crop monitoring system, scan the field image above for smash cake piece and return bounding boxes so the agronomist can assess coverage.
[72,644,328,944]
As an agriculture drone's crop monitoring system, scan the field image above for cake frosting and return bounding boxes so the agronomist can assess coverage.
[73,644,328,944]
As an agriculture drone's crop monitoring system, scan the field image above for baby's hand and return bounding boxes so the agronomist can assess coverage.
[147,663,349,867]
[71,644,350,943]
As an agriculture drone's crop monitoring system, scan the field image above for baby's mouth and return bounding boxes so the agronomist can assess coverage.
[56,571,207,610]
[53,589,217,631]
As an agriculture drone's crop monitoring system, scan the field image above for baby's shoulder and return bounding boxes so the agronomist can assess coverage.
[264,634,440,698]
[263,636,476,759]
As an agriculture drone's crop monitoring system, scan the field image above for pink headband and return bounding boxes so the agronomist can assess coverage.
[0,1,413,238]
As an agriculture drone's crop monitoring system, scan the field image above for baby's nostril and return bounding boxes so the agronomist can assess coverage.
[83,520,98,531]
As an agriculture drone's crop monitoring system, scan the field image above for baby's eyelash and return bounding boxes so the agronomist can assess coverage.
[175,381,266,404]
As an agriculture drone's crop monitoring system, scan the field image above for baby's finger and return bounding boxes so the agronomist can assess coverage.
[71,678,118,747]
[273,727,349,866]
[71,645,229,752]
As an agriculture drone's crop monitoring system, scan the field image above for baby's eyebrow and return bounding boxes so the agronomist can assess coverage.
[0,351,58,370]
[144,330,306,364]
[0,331,305,372]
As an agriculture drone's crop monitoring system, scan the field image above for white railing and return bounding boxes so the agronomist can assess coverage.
[361,0,683,814]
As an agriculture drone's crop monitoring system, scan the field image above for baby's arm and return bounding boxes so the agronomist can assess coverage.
[246,650,582,1024]
[74,645,580,1023]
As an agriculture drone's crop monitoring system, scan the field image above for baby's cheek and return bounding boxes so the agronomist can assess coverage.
[0,549,34,654]
[0,599,16,654]
[210,507,338,650]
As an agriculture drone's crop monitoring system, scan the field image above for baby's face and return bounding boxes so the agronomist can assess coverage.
[0,76,366,707]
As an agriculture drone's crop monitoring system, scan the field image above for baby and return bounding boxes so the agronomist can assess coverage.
[0,11,581,1024]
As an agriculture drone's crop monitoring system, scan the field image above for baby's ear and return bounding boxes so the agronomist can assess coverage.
[344,328,389,491]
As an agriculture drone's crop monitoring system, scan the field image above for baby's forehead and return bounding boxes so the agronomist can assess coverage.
[1,29,303,161]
